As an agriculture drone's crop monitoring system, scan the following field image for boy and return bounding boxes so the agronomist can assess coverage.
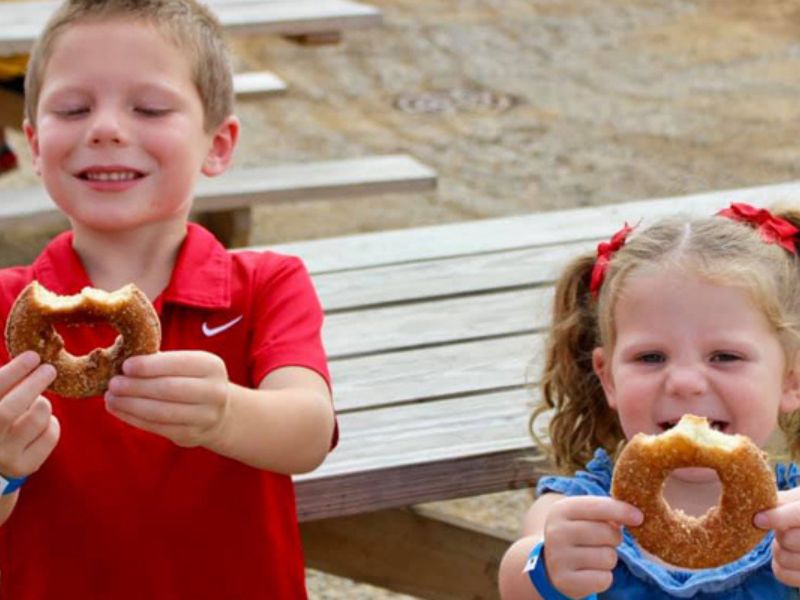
[0,0,335,597]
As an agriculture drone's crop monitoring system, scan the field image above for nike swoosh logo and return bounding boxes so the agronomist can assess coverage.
[201,315,243,337]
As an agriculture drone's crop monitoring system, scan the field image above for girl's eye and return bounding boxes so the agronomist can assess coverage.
[636,352,665,364]
[711,352,741,363]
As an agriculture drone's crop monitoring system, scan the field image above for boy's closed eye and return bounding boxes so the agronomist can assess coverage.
[135,107,172,117]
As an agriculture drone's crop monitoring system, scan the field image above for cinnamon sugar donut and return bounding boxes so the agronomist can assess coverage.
[611,414,777,569]
[5,281,161,398]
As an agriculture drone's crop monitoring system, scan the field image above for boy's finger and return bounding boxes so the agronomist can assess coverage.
[19,415,60,474]
[0,352,42,398]
[0,364,56,431]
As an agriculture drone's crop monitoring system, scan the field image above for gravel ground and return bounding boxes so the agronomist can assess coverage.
[3,0,800,597]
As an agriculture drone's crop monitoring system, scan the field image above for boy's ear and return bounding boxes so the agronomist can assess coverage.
[23,119,42,176]
[780,353,800,414]
[202,115,239,177]
[592,347,618,410]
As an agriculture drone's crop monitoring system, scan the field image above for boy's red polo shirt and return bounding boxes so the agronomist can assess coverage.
[0,224,330,599]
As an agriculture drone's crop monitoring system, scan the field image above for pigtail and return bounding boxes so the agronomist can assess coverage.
[531,253,622,474]
[770,204,800,461]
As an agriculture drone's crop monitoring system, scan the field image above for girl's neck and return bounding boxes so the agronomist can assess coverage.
[71,220,187,300]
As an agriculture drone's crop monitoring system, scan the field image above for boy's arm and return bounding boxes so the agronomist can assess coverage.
[204,366,334,474]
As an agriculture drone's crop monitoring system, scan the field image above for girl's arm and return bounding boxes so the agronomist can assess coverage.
[498,493,564,600]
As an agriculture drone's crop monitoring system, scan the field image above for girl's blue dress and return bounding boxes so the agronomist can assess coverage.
[537,449,800,599]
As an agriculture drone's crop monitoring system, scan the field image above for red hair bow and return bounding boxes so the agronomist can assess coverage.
[590,222,635,298]
[717,202,799,254]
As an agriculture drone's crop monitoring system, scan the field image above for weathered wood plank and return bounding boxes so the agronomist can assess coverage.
[314,240,594,311]
[0,0,382,55]
[331,332,543,413]
[271,183,796,273]
[233,70,287,96]
[301,507,513,600]
[298,388,537,481]
[0,155,436,227]
[323,287,552,358]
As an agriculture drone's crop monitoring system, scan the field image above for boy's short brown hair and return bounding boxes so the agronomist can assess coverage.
[25,0,234,132]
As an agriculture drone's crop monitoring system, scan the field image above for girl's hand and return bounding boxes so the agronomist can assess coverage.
[105,351,231,448]
[542,495,642,598]
[0,352,59,478]
[755,487,800,586]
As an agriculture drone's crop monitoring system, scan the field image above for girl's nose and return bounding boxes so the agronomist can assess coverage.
[665,364,708,399]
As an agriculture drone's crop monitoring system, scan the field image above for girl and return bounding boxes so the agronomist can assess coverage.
[498,203,800,599]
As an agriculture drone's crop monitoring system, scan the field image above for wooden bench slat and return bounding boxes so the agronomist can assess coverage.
[0,154,436,228]
[233,70,287,96]
[331,332,542,413]
[324,287,552,358]
[271,183,800,273]
[314,240,594,311]
[0,0,382,55]
[297,388,536,481]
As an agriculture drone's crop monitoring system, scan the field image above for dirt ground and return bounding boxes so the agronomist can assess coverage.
[4,0,800,597]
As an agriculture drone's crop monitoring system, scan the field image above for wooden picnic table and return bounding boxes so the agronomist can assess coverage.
[269,181,800,600]
[0,0,381,56]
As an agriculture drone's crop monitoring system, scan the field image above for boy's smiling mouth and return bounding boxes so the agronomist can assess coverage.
[76,166,145,182]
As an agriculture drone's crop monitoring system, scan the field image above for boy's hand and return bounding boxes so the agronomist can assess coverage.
[542,495,642,598]
[105,351,231,448]
[0,352,60,478]
[755,487,800,586]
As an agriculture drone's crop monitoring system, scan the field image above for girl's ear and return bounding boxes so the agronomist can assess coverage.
[592,347,617,410]
[202,115,240,176]
[780,354,800,414]
[23,119,42,176]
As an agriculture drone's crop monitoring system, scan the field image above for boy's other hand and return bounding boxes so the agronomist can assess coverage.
[104,351,230,448]
[542,495,642,598]
[0,352,60,478]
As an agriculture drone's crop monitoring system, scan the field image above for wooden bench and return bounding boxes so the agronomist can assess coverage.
[0,0,382,56]
[275,181,800,599]
[0,154,437,247]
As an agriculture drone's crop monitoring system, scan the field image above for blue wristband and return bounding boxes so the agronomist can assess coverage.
[0,473,26,495]
[524,541,598,600]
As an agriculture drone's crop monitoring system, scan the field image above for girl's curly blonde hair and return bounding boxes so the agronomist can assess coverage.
[532,205,800,474]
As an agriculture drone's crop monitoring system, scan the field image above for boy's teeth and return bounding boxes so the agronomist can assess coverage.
[85,171,138,181]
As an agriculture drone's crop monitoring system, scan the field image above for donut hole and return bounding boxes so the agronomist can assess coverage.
[663,468,722,518]
[52,319,122,357]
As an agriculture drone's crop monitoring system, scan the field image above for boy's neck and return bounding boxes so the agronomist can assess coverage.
[71,220,187,300]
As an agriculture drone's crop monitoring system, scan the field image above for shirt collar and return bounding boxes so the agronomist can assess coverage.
[32,223,232,309]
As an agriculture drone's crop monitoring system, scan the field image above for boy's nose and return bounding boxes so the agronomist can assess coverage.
[87,112,125,146]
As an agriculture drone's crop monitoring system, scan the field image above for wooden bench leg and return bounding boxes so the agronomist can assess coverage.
[195,208,252,248]
[285,31,342,45]
[300,506,515,600]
